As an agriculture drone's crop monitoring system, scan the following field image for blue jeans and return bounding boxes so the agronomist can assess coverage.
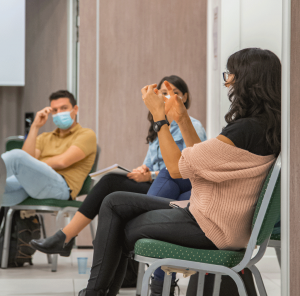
[1,149,70,207]
[148,168,191,201]
[147,168,192,282]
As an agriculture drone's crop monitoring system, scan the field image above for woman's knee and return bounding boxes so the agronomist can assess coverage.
[101,173,127,185]
[156,168,171,179]
[102,191,126,208]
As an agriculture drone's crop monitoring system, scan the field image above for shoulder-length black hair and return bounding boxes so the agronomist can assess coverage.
[146,75,191,144]
[225,48,281,156]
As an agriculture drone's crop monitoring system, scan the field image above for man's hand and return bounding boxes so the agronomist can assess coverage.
[32,107,52,129]
[22,107,52,157]
[127,171,151,183]
[132,164,149,174]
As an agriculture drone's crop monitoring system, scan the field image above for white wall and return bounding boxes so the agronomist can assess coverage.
[0,0,25,86]
[207,0,282,138]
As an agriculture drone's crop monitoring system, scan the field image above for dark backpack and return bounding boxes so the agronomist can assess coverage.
[187,269,257,296]
[0,210,41,267]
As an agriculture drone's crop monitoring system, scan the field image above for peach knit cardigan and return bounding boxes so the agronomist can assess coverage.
[178,138,275,250]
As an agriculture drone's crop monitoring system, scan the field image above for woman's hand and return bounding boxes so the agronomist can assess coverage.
[127,171,151,183]
[163,81,188,124]
[141,84,166,122]
[132,164,149,174]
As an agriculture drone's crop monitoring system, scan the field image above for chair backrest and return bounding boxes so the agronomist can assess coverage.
[251,156,281,246]
[5,136,24,151]
[233,153,281,272]
[77,145,101,196]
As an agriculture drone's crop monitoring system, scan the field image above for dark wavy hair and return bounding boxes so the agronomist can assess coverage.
[146,75,191,144]
[49,90,76,107]
[225,48,281,156]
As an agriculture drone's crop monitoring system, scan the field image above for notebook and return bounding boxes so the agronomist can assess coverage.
[90,164,131,183]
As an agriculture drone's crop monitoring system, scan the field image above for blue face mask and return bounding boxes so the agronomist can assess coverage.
[52,111,74,130]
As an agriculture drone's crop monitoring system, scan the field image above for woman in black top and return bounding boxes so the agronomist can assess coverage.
[221,117,274,156]
[74,48,281,296]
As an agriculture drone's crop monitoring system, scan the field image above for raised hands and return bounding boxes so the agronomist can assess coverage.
[141,83,166,122]
[141,81,188,124]
[32,107,53,128]
[163,81,188,124]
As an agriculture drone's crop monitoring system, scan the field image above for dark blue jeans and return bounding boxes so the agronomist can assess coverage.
[147,168,192,282]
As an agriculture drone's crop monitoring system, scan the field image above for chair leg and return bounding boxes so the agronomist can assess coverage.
[136,262,146,296]
[89,220,95,241]
[162,273,172,296]
[141,265,154,296]
[51,210,64,272]
[39,214,52,264]
[1,208,15,268]
[248,265,267,296]
[212,274,222,296]
[274,247,281,268]
[51,254,58,272]
[196,272,206,296]
[222,270,248,296]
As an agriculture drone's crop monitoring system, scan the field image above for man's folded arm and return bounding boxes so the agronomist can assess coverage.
[42,146,86,170]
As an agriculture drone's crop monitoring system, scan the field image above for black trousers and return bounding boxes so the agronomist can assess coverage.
[86,192,217,296]
[78,173,151,219]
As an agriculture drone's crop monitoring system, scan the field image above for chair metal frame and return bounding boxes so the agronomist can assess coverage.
[0,157,6,203]
[1,137,100,271]
[268,239,281,267]
[135,154,281,296]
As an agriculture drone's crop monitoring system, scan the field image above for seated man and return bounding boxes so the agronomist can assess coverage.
[1,90,97,207]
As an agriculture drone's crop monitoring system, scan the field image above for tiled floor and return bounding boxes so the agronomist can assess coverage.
[0,247,281,296]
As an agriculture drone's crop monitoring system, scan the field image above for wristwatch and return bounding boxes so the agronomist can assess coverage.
[153,116,170,132]
[151,171,157,181]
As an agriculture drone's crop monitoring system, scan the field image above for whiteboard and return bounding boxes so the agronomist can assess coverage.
[0,0,25,86]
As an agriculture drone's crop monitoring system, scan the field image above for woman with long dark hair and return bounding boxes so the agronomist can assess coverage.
[30,75,206,257]
[74,48,281,296]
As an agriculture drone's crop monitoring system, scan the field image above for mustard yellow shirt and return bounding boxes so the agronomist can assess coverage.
[36,123,97,199]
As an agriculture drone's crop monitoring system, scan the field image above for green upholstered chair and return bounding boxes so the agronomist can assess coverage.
[1,136,100,272]
[134,154,281,296]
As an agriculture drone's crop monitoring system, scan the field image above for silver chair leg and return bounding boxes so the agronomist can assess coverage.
[197,272,206,296]
[1,208,15,268]
[141,265,153,296]
[274,247,281,268]
[51,254,58,272]
[90,220,95,241]
[212,274,222,296]
[39,214,52,264]
[224,271,248,296]
[248,265,267,296]
[51,210,65,272]
[136,263,146,296]
[162,273,172,296]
